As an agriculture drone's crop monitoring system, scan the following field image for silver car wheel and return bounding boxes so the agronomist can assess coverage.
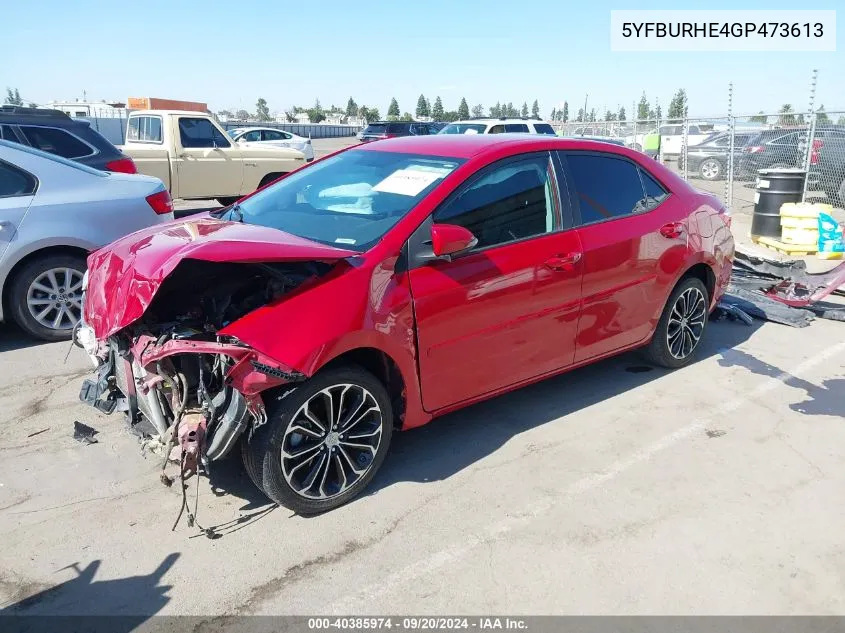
[700,159,720,180]
[281,383,383,500]
[666,287,707,360]
[26,267,84,331]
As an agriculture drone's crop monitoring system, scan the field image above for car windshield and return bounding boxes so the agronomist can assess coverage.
[225,150,464,251]
[439,123,487,135]
[227,129,243,138]
[364,124,387,134]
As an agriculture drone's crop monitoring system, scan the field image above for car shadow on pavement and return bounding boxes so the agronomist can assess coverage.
[0,323,45,353]
[202,453,279,537]
[370,320,763,495]
[717,348,844,419]
[0,553,179,624]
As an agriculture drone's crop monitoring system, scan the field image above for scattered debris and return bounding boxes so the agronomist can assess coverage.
[72,421,99,445]
[721,248,845,328]
[26,428,50,438]
[705,429,727,438]
[714,302,753,325]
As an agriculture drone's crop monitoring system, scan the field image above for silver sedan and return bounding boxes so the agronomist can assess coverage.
[0,140,174,341]
[227,127,315,161]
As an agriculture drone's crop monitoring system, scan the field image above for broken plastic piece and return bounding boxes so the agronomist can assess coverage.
[72,421,99,445]
[715,301,753,326]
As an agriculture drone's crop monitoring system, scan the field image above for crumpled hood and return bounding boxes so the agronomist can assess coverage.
[84,216,356,339]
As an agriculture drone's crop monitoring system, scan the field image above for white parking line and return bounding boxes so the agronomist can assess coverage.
[329,341,845,611]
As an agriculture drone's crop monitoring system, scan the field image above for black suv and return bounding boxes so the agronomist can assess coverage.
[357,121,438,143]
[0,106,136,173]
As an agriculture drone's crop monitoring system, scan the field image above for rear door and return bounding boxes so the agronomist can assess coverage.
[556,151,679,362]
[0,159,37,263]
[408,152,583,411]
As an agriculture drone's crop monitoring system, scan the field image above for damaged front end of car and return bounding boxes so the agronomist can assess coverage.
[74,218,358,498]
[76,260,332,468]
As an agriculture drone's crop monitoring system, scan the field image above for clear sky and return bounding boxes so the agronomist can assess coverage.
[4,0,842,119]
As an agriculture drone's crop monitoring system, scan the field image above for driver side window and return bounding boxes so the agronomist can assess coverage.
[433,155,557,250]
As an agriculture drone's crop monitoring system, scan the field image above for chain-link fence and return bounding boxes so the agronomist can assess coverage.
[555,111,845,214]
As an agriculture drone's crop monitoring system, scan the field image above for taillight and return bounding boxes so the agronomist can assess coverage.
[145,189,173,215]
[105,157,137,174]
[745,145,764,154]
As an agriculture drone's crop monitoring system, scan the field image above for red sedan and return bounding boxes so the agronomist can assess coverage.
[77,134,734,513]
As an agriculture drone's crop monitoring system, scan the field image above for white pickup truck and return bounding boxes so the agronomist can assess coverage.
[121,110,306,205]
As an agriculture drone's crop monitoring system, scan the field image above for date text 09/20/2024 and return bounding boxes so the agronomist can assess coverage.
[307,617,528,630]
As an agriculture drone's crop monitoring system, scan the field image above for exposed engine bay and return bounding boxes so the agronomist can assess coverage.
[76,259,329,524]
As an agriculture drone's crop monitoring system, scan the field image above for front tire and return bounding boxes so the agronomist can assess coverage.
[9,254,86,341]
[244,366,393,514]
[644,277,709,369]
[216,197,240,206]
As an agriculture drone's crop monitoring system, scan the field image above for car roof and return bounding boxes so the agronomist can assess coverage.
[357,134,634,159]
[448,119,540,125]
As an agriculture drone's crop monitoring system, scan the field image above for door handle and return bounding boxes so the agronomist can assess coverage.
[544,252,582,272]
[660,222,685,239]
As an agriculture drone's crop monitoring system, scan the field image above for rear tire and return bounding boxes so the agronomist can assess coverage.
[216,197,240,206]
[258,172,286,189]
[244,366,393,514]
[9,254,87,342]
[698,158,723,181]
[643,277,709,369]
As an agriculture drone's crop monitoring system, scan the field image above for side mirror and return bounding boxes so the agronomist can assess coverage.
[430,223,477,259]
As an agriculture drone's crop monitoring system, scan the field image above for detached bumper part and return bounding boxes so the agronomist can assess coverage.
[79,353,117,414]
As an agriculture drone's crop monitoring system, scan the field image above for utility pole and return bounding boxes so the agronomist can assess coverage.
[583,94,588,123]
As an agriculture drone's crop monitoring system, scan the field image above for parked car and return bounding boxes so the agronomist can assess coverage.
[626,124,709,155]
[738,125,845,182]
[77,134,734,513]
[810,135,845,205]
[678,132,754,180]
[0,106,137,173]
[438,118,557,135]
[0,140,173,341]
[121,110,306,205]
[227,127,315,162]
[357,121,438,142]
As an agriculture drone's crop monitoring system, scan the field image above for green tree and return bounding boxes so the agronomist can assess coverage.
[667,89,688,121]
[255,97,271,121]
[562,101,569,122]
[235,109,250,120]
[750,111,768,124]
[837,116,845,126]
[471,103,484,118]
[816,105,830,125]
[442,110,460,122]
[778,104,796,125]
[387,98,400,118]
[401,112,414,121]
[5,87,23,106]
[576,108,584,122]
[637,92,650,120]
[506,102,518,117]
[589,108,596,122]
[458,97,470,120]
[358,106,370,122]
[346,97,358,117]
[604,110,615,121]
[490,102,501,117]
[217,109,233,118]
[531,99,540,118]
[415,94,429,118]
[550,107,557,121]
[655,103,662,121]
[432,96,445,120]
[618,106,626,122]
[521,102,529,117]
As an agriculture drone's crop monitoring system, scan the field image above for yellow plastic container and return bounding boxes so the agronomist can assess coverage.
[817,250,844,260]
[779,202,833,219]
[780,217,818,229]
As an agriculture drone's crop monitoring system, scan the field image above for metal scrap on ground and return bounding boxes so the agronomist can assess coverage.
[719,248,845,328]
[72,421,99,445]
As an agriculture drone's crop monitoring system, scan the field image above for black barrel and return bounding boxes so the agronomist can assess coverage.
[750,168,806,239]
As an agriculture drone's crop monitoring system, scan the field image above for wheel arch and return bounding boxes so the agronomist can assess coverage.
[1,244,89,323]
[680,261,717,305]
[319,346,407,431]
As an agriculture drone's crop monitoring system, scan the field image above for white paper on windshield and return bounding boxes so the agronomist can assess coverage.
[372,168,443,196]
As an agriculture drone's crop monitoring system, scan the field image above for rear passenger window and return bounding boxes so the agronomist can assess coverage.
[505,124,530,133]
[564,153,648,224]
[434,156,555,249]
[19,126,93,159]
[0,161,36,197]
[127,116,162,143]
[1,125,19,142]
[533,123,556,135]
[639,169,669,208]
[488,125,505,134]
